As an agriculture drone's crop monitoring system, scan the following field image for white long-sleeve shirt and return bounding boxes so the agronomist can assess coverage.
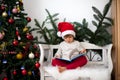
[55,40,85,60]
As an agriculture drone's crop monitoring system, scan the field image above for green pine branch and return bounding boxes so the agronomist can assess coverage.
[34,9,63,44]
[90,0,113,46]
[34,0,113,46]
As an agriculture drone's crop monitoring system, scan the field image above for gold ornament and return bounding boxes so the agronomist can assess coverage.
[23,27,28,32]
[19,0,22,2]
[17,6,20,12]
[0,42,6,50]
[16,52,23,59]
[2,12,8,17]
[19,42,24,45]
[28,71,32,75]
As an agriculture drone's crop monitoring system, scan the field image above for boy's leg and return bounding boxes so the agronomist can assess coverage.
[51,58,68,67]
[66,56,87,69]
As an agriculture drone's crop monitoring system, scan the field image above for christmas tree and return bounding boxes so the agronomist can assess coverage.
[0,0,40,80]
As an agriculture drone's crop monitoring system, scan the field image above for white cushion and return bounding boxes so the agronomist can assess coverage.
[44,64,110,80]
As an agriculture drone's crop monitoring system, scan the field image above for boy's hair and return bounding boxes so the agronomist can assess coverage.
[64,34,74,38]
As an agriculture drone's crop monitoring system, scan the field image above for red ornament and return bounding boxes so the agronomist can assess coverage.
[21,69,27,75]
[13,70,17,75]
[35,52,40,58]
[8,18,14,24]
[16,27,21,40]
[3,77,8,80]
[1,5,5,10]
[26,33,33,40]
[26,17,31,22]
[35,62,40,68]
[33,44,37,48]
[13,39,18,46]
[16,30,19,36]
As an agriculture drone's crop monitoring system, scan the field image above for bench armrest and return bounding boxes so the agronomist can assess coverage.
[38,44,50,65]
[104,44,113,73]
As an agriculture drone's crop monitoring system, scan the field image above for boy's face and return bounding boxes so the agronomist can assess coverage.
[64,34,74,43]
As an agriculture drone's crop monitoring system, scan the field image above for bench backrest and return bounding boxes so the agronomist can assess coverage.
[39,42,113,73]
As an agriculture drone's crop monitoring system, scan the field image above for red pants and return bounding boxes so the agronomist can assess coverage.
[52,56,87,69]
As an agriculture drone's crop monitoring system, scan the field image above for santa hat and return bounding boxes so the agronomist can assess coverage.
[57,22,75,38]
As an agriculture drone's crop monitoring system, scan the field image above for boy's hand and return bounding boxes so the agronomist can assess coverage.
[80,49,86,53]
[55,55,61,58]
[53,54,61,59]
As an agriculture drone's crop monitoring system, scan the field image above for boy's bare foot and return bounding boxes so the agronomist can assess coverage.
[58,66,66,73]
[76,67,80,69]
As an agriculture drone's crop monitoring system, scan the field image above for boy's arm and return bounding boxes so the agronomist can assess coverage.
[80,49,86,53]
[54,54,61,58]
[53,46,62,58]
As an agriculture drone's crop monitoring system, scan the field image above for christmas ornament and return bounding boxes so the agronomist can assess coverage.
[16,1,19,5]
[23,27,28,32]
[13,39,18,46]
[26,17,31,22]
[16,28,19,36]
[21,66,25,70]
[0,42,6,50]
[21,69,27,75]
[28,71,32,75]
[33,44,37,49]
[26,33,33,40]
[35,62,40,68]
[1,5,5,10]
[12,8,18,14]
[2,59,7,64]
[35,52,40,58]
[2,12,7,17]
[0,31,5,40]
[3,77,8,80]
[19,42,23,45]
[17,6,20,12]
[16,27,21,40]
[19,0,22,2]
[19,1,23,6]
[8,10,11,16]
[13,70,17,75]
[16,52,23,59]
[8,18,14,24]
[28,52,34,59]
[32,71,35,76]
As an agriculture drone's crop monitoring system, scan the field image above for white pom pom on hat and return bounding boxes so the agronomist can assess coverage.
[57,31,62,37]
[57,22,75,38]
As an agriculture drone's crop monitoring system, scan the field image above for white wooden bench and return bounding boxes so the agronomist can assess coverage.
[39,42,113,80]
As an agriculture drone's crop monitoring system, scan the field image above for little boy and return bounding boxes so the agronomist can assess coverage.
[52,22,88,73]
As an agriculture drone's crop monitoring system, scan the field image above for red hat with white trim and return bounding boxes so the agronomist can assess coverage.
[57,22,75,38]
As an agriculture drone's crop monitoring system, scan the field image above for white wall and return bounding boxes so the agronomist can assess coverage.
[23,0,111,34]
